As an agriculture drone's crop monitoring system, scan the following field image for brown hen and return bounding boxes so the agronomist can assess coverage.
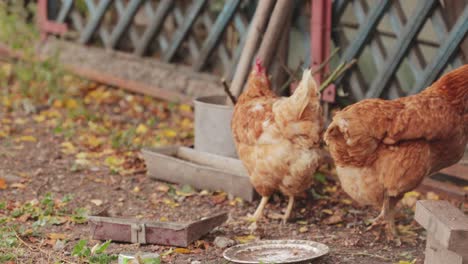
[324,65,468,238]
[231,60,328,224]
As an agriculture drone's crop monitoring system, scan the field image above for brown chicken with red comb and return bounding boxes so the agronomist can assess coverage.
[231,60,329,223]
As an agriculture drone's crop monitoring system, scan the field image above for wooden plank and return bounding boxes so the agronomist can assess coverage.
[193,0,241,71]
[89,212,228,247]
[425,234,465,264]
[440,164,468,181]
[79,0,113,44]
[56,0,73,23]
[410,7,468,94]
[134,0,173,56]
[108,0,144,49]
[142,147,256,202]
[163,0,207,62]
[340,0,391,63]
[415,200,468,256]
[417,177,467,202]
[366,0,437,98]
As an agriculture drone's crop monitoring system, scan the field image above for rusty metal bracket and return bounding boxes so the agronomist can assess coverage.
[130,223,147,244]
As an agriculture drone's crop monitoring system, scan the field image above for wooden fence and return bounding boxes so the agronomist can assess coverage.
[46,0,254,81]
[44,0,467,102]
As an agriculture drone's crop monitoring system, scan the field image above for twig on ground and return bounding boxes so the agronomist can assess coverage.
[13,229,74,264]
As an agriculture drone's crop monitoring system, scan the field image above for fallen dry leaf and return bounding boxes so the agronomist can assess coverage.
[90,199,103,206]
[16,135,37,142]
[156,184,170,193]
[10,183,26,189]
[136,124,148,134]
[324,210,345,225]
[0,178,7,189]
[299,226,308,233]
[211,193,227,204]
[47,233,68,240]
[235,235,257,244]
[173,248,192,254]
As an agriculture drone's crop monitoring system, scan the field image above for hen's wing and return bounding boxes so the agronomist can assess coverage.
[384,95,463,144]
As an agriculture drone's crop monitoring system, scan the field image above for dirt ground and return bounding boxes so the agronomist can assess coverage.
[0,88,438,264]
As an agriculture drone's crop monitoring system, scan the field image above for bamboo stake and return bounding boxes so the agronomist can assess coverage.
[255,0,294,72]
[228,0,276,104]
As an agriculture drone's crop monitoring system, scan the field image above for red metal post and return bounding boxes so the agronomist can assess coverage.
[37,0,68,41]
[310,0,335,103]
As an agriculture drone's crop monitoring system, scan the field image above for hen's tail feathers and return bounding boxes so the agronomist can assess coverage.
[427,64,468,106]
[284,69,319,119]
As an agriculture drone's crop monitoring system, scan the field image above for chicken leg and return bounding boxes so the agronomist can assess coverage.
[367,193,399,240]
[251,196,269,221]
[282,196,295,224]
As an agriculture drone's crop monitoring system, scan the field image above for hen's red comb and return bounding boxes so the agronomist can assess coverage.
[255,58,264,73]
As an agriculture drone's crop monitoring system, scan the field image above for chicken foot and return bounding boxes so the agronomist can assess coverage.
[251,196,270,221]
[282,196,295,225]
[366,193,399,241]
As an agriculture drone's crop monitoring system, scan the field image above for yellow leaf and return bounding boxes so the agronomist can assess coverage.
[463,186,468,191]
[1,118,11,124]
[174,248,192,254]
[10,183,26,189]
[14,118,27,125]
[84,135,103,148]
[133,186,141,193]
[299,226,308,233]
[163,129,177,138]
[296,220,308,225]
[159,216,168,222]
[33,115,46,123]
[16,135,37,142]
[180,118,193,129]
[52,99,63,108]
[90,199,103,206]
[0,130,8,138]
[105,156,124,167]
[136,124,148,134]
[179,104,192,112]
[235,235,257,244]
[60,142,76,155]
[321,209,334,215]
[395,260,416,264]
[426,192,439,201]
[162,198,179,208]
[47,233,68,240]
[404,191,421,198]
[132,137,142,145]
[0,178,7,189]
[1,97,11,108]
[65,98,78,109]
[45,109,62,119]
[1,63,12,76]
[340,199,353,205]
